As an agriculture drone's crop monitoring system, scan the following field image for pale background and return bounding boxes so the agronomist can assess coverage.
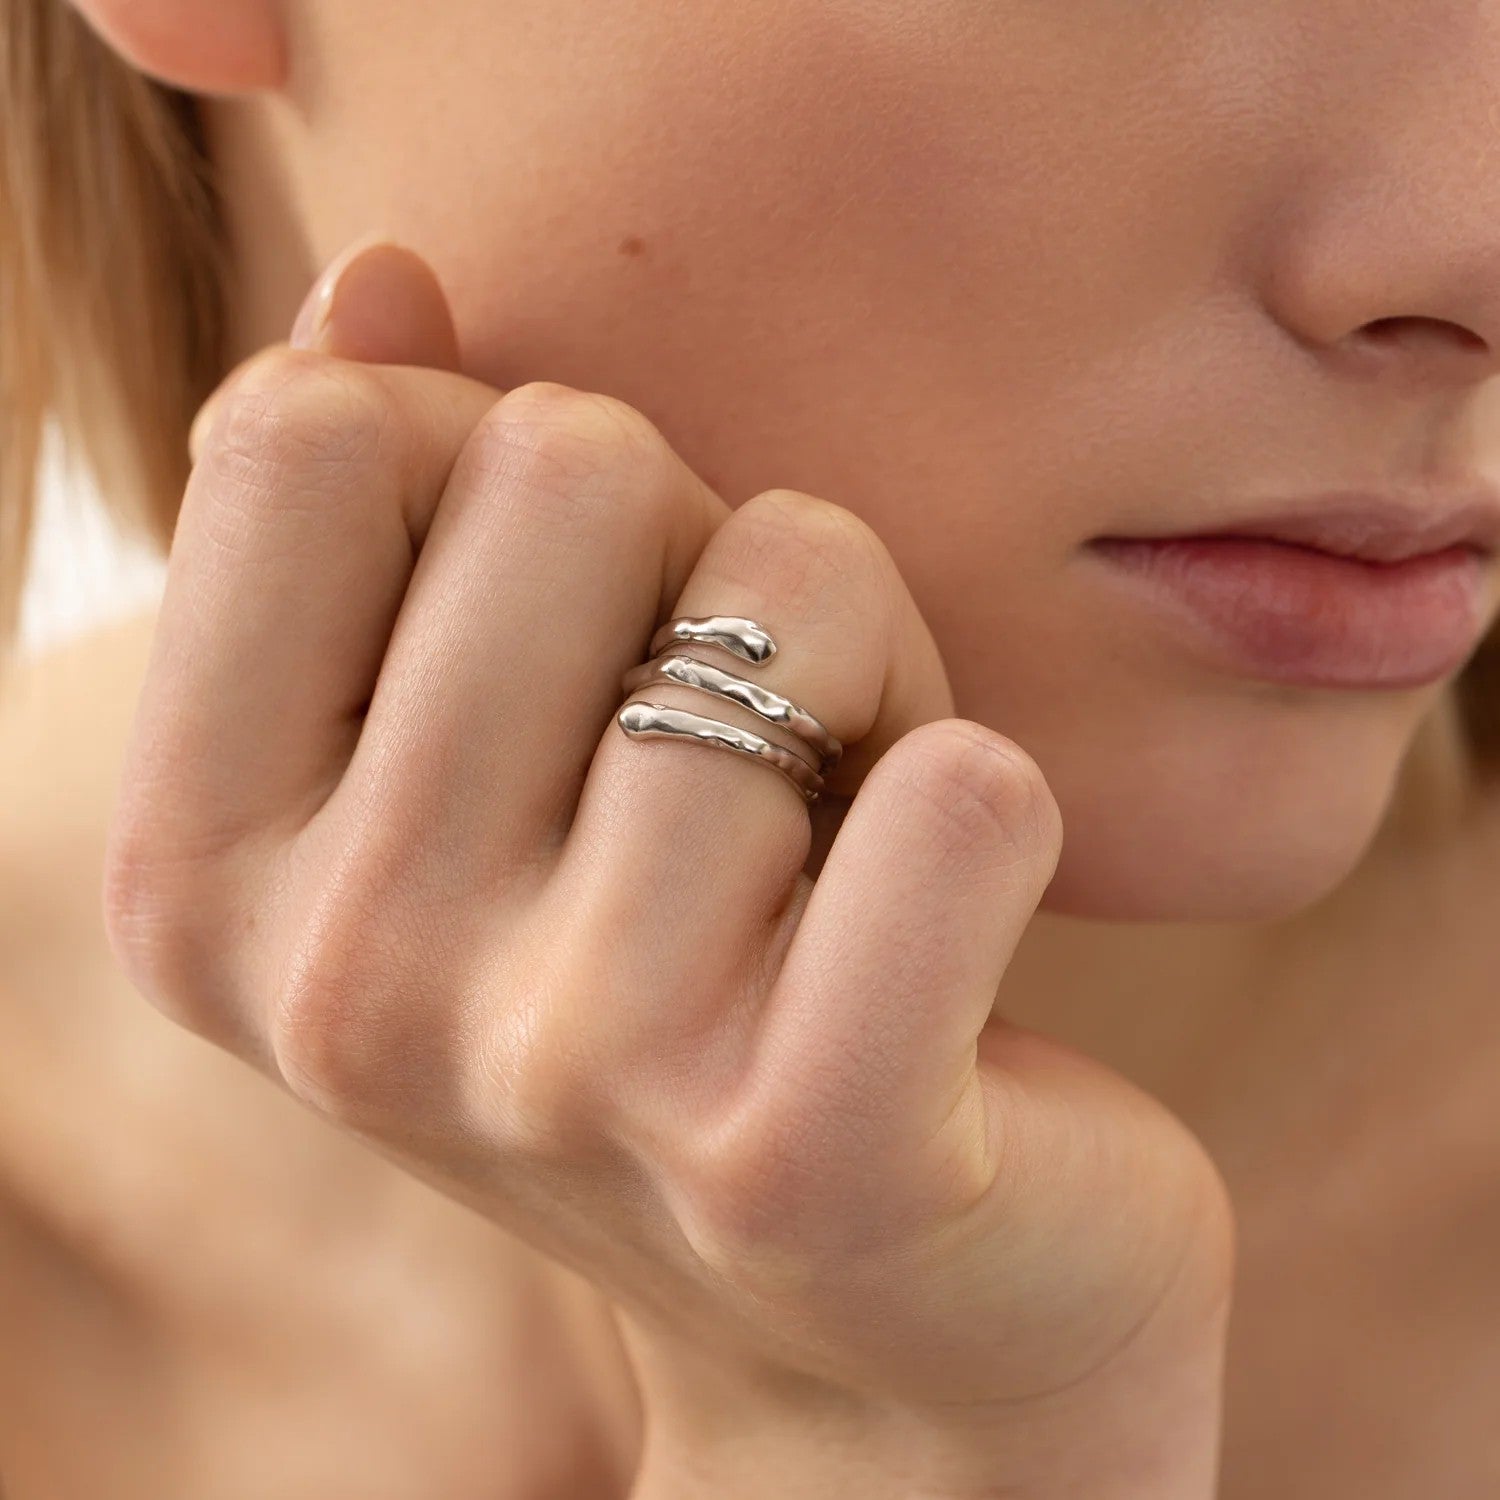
[19,441,168,660]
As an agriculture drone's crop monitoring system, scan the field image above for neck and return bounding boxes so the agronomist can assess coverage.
[1372,677,1487,854]
[201,94,316,369]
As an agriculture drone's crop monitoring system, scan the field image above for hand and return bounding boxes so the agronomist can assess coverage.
[104,240,1234,1498]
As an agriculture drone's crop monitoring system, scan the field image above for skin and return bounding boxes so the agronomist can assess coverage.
[5,0,1500,1493]
[217,0,1500,922]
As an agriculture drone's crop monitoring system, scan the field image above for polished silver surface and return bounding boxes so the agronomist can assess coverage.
[619,652,842,775]
[648,614,777,666]
[616,701,825,803]
[617,615,834,805]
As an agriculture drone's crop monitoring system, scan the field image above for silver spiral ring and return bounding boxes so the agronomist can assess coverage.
[615,615,835,804]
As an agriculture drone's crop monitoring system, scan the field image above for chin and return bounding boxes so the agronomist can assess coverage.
[1021,688,1418,923]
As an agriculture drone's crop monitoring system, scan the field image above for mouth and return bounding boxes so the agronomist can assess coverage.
[1173,488,1500,564]
[1086,485,1500,690]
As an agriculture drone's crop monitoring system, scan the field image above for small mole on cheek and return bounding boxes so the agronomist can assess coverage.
[617,235,648,258]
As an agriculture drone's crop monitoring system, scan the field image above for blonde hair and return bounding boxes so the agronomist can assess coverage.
[4,2,1500,773]
[1,0,223,654]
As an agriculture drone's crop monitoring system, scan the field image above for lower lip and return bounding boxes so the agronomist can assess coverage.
[1087,535,1491,688]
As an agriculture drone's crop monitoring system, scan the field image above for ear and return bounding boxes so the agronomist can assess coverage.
[67,0,286,95]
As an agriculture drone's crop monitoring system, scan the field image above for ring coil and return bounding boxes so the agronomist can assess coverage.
[615,615,842,805]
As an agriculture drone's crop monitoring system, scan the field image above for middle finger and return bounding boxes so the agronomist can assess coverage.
[314,381,727,901]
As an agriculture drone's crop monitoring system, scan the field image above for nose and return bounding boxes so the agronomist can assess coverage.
[1259,57,1500,394]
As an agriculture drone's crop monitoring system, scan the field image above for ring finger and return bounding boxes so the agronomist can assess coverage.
[550,487,954,1071]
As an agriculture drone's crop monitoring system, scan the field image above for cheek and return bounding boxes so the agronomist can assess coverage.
[298,0,1421,921]
[330,1,1246,446]
[347,2,1240,587]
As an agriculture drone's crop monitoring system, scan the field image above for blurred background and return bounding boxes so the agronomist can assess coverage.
[19,437,166,659]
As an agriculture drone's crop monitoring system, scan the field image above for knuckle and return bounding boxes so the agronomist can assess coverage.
[198,350,394,523]
[672,1102,840,1299]
[498,379,660,443]
[443,382,682,557]
[271,934,394,1121]
[724,490,890,622]
[99,823,201,1025]
[269,873,452,1126]
[473,1008,601,1161]
[100,803,242,1038]
[462,381,673,513]
[895,720,1064,867]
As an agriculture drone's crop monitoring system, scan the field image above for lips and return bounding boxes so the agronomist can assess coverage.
[1174,488,1500,564]
[1087,487,1500,689]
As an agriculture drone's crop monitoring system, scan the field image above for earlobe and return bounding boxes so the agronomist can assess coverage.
[67,0,287,95]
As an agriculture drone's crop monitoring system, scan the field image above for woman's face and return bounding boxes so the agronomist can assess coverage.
[233,0,1500,919]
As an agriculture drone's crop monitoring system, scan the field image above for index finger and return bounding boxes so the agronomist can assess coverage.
[109,348,503,929]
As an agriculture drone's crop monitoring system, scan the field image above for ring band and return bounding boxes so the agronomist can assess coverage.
[616,701,825,804]
[619,652,842,775]
[615,614,835,804]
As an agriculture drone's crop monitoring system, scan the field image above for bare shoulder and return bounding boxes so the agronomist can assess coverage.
[0,607,159,889]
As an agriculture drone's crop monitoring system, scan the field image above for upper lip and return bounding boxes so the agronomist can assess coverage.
[1115,484,1500,564]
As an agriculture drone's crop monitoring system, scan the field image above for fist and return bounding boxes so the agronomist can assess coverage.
[103,241,1233,1494]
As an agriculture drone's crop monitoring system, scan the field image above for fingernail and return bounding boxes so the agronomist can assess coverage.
[190,231,403,465]
[290,230,396,351]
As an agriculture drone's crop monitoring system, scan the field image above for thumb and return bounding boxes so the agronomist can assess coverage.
[189,235,462,462]
[288,234,462,369]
